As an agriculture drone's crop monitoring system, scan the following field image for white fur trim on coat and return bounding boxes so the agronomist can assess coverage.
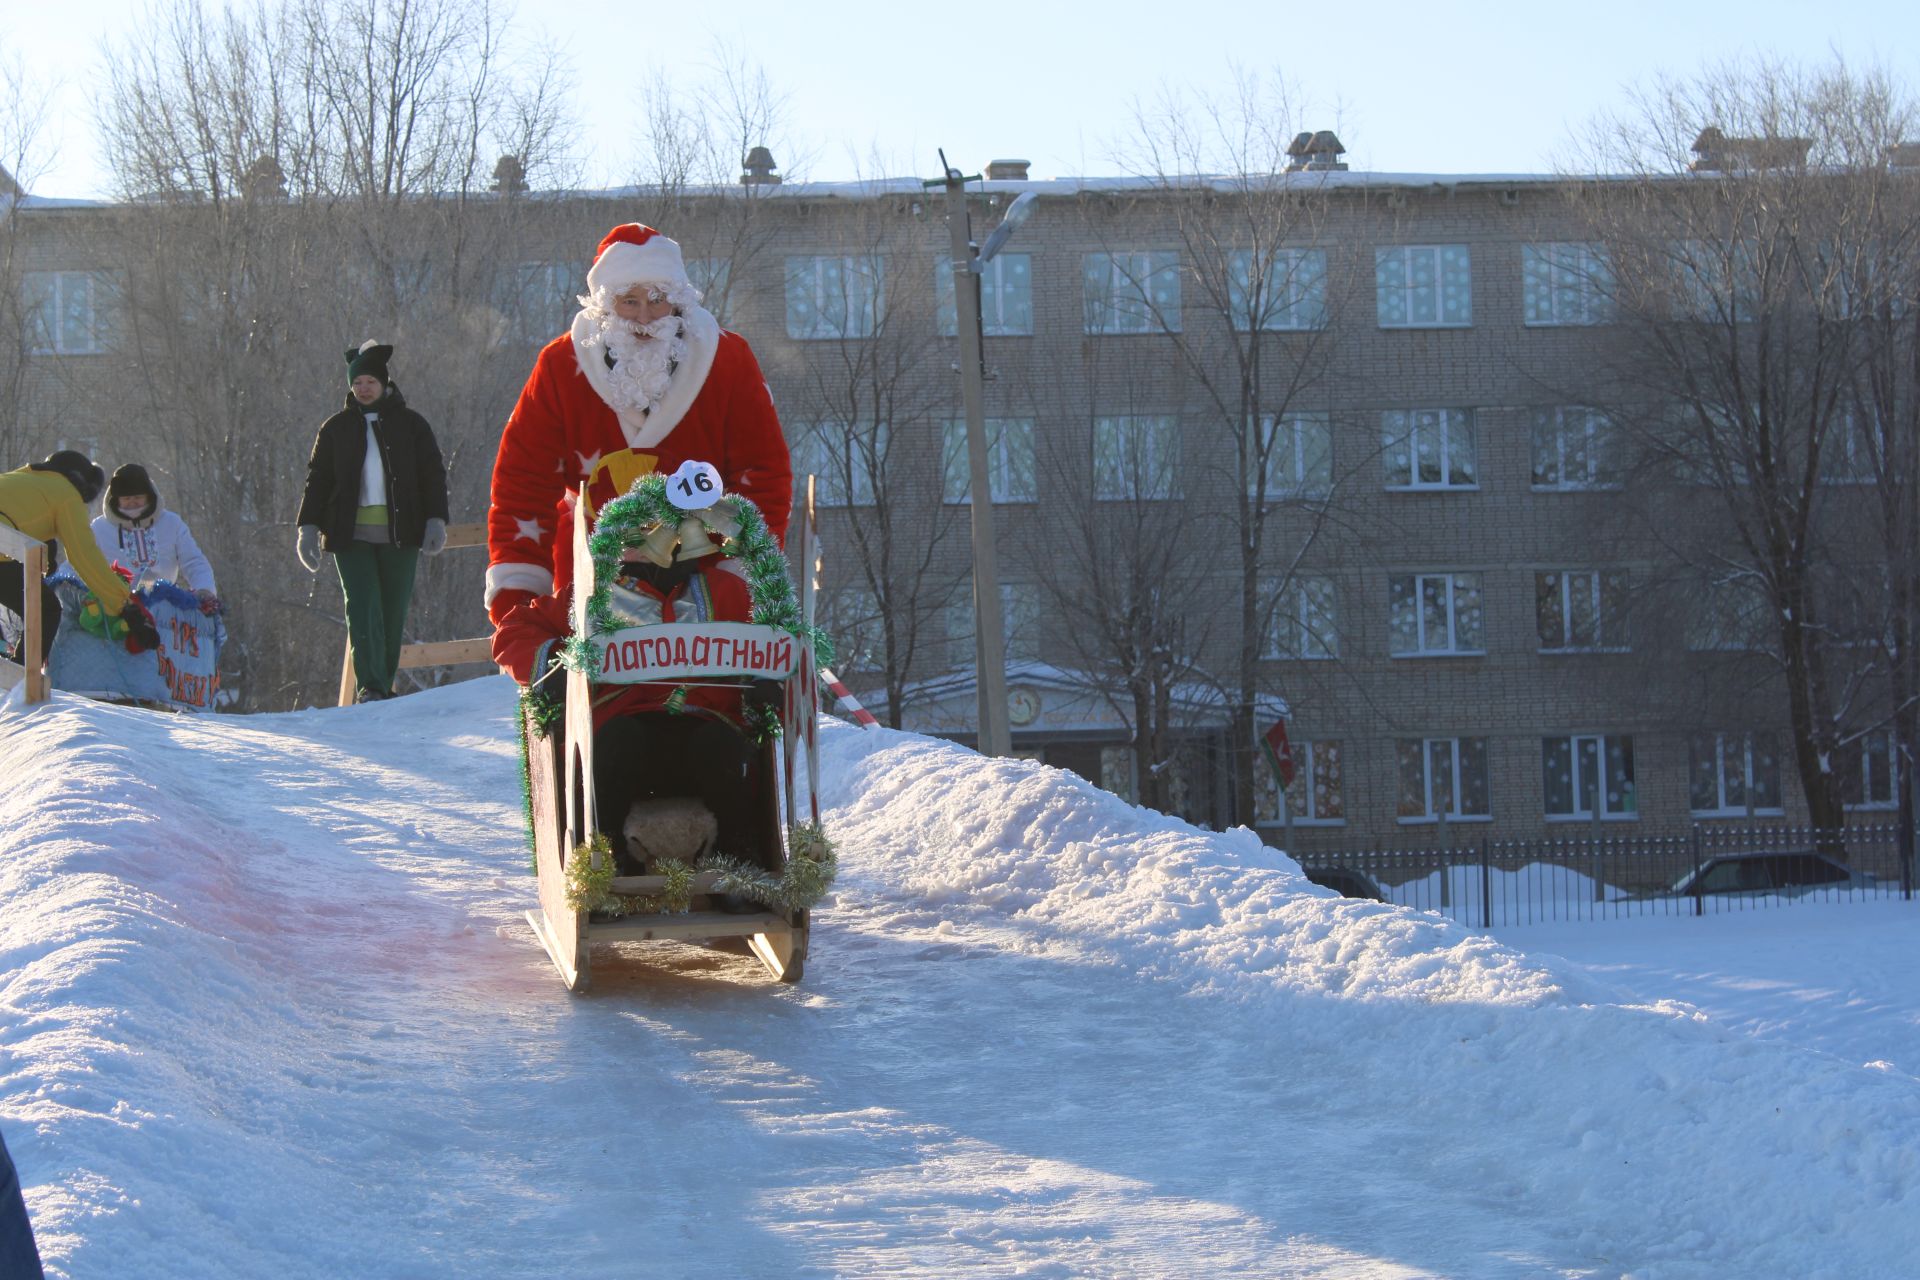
[485,561,554,606]
[570,305,721,450]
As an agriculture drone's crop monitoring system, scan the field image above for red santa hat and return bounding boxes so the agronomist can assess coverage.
[586,223,691,298]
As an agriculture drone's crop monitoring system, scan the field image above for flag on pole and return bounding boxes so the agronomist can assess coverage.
[1262,717,1296,788]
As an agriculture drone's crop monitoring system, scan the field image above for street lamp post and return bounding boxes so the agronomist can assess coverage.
[925,157,1034,758]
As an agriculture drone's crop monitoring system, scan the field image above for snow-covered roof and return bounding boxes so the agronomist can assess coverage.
[6,168,1646,209]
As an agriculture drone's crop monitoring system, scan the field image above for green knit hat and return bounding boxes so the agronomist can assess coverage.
[345,340,393,383]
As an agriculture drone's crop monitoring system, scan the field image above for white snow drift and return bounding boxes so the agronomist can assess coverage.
[1,678,1915,1279]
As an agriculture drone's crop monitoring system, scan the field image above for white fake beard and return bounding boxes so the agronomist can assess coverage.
[585,310,688,418]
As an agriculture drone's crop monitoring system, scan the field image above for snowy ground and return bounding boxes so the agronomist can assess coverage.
[2,677,1916,1279]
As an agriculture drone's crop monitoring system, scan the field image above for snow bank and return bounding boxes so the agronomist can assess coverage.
[1,685,1915,1278]
[818,721,1920,1278]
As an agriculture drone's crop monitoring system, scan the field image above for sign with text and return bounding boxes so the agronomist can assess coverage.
[149,589,224,710]
[591,622,797,684]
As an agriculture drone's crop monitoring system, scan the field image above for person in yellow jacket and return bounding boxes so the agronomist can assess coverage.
[0,451,157,662]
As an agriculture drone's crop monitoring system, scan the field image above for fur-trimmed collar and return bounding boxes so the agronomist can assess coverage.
[100,495,166,532]
[570,304,721,450]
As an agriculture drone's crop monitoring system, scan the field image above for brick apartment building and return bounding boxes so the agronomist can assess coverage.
[3,138,1906,853]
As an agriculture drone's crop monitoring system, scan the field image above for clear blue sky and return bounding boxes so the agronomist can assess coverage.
[6,0,1917,199]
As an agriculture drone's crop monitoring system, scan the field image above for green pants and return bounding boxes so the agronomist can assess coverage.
[333,541,418,696]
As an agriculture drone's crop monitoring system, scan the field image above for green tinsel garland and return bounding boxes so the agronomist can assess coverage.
[560,476,833,681]
[515,685,567,869]
[564,833,617,911]
[562,823,838,918]
[705,822,838,913]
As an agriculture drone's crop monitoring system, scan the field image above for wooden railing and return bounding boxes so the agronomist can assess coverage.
[0,523,51,705]
[335,521,495,706]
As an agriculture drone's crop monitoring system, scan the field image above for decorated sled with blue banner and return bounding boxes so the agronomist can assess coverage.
[522,470,828,992]
[43,570,225,710]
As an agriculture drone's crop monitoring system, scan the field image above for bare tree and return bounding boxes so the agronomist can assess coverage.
[627,42,811,329]
[1102,69,1364,824]
[94,0,577,707]
[775,188,968,727]
[0,52,54,466]
[1569,56,1919,835]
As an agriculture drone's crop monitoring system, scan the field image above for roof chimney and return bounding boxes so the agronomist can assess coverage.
[240,154,287,200]
[490,154,529,195]
[1690,127,1811,172]
[985,158,1030,180]
[741,146,782,186]
[1285,130,1348,172]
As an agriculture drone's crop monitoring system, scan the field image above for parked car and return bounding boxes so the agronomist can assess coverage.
[1668,850,1878,898]
[1301,865,1385,902]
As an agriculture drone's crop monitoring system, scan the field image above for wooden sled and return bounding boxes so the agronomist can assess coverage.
[524,483,823,992]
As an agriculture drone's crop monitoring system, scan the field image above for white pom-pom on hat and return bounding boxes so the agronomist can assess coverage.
[586,223,691,297]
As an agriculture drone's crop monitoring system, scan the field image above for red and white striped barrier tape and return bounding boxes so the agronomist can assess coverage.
[817,666,880,729]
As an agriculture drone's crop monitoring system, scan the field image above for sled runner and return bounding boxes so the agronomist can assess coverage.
[523,482,823,992]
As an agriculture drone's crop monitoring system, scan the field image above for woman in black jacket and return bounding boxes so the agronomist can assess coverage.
[296,341,449,702]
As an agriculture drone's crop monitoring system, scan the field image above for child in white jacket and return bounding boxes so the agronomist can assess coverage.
[89,464,219,612]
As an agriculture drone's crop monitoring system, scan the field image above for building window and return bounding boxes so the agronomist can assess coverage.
[1256,738,1345,824]
[1671,238,1760,324]
[497,261,582,343]
[823,584,887,672]
[937,253,1033,336]
[946,581,1041,667]
[1690,732,1784,816]
[1819,412,1882,486]
[1083,250,1181,334]
[785,255,884,339]
[687,257,732,326]
[1253,412,1332,499]
[1542,734,1637,820]
[1093,415,1179,500]
[1388,572,1484,656]
[1228,247,1328,331]
[1396,737,1490,821]
[1839,729,1898,810]
[1262,576,1339,659]
[790,420,885,507]
[1382,409,1477,490]
[1671,402,1756,487]
[1536,570,1631,652]
[1375,245,1471,328]
[1522,242,1614,326]
[1685,576,1773,652]
[1812,563,1881,649]
[22,270,122,355]
[1531,407,1622,490]
[942,418,1036,504]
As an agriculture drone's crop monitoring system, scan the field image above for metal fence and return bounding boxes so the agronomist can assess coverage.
[1298,823,1915,928]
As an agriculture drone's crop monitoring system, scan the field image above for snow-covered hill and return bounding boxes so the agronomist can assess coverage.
[2,679,1916,1279]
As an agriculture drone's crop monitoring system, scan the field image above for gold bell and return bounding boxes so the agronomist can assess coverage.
[701,500,741,544]
[639,522,680,567]
[675,516,719,560]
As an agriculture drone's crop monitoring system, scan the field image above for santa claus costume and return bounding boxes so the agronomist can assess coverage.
[484,223,792,625]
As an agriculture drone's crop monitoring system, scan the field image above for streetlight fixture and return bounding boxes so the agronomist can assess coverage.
[925,155,1033,757]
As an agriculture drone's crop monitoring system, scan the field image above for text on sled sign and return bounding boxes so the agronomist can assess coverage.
[591,622,798,684]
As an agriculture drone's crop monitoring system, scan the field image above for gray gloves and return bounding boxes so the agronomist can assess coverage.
[296,525,323,573]
[421,517,447,557]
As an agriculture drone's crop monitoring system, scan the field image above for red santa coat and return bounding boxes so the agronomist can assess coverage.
[485,305,792,619]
